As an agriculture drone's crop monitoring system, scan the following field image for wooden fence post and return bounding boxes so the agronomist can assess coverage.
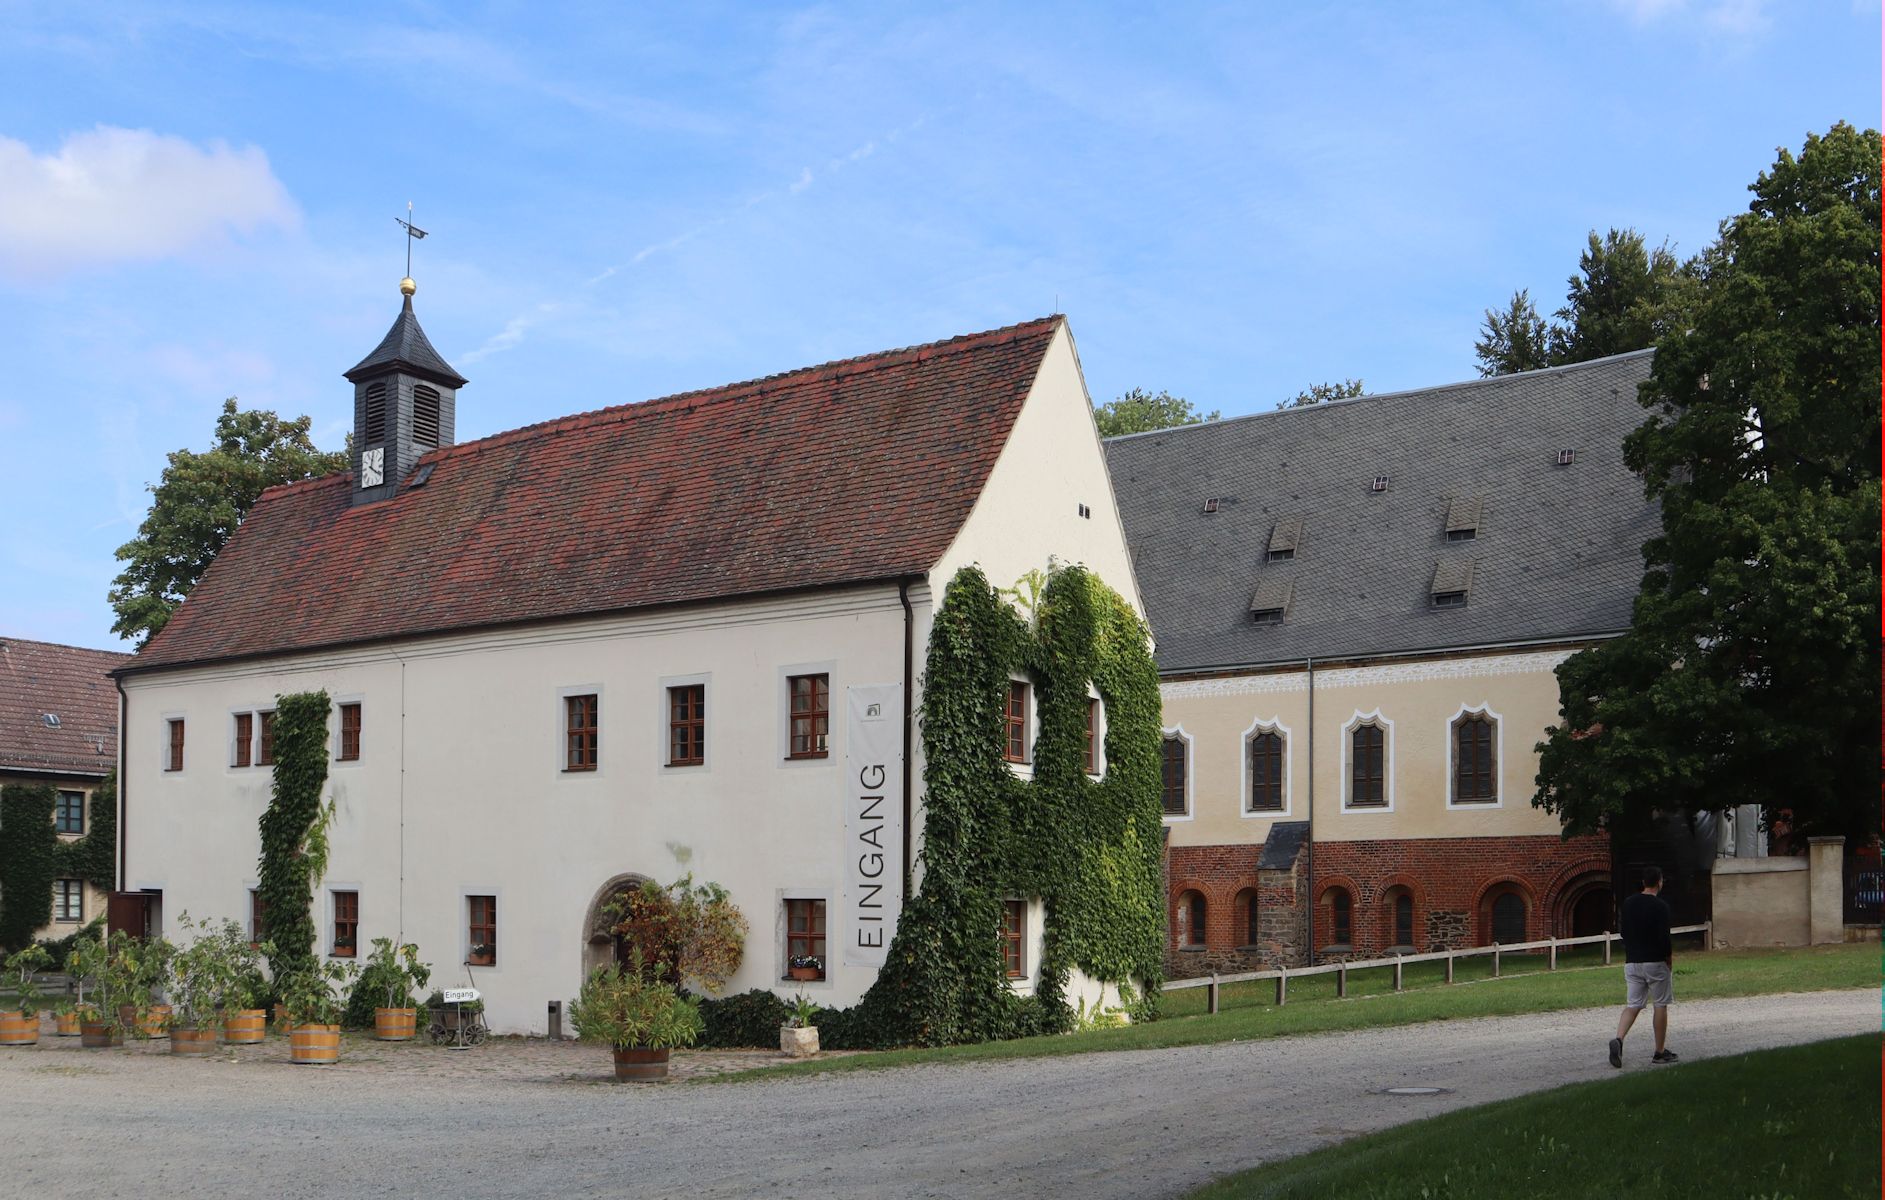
[1548,937,1557,971]
[1207,975,1219,1015]
[1392,956,1404,992]
[1492,944,1501,978]
[1336,964,1347,999]
[1275,972,1288,1007]
[1444,952,1455,984]
[1603,932,1612,966]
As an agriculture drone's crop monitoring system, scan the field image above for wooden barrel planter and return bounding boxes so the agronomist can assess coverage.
[222,1009,267,1044]
[171,1028,220,1057]
[373,1007,417,1042]
[56,1010,90,1037]
[121,1004,172,1038]
[289,1024,341,1066]
[611,1047,671,1082]
[79,1018,121,1048]
[0,1011,40,1047]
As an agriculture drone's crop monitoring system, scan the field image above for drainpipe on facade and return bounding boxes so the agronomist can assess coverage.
[114,675,128,890]
[1304,656,1315,969]
[898,578,917,900]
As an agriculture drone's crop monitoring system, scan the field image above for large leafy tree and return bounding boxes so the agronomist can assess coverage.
[1534,123,1881,843]
[1092,388,1218,438]
[1276,378,1365,410]
[109,400,346,646]
[1474,289,1554,376]
[1476,231,1694,376]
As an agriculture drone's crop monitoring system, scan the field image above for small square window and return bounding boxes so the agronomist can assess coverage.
[54,790,84,835]
[54,879,83,923]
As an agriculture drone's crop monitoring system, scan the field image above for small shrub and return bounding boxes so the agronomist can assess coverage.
[696,988,792,1047]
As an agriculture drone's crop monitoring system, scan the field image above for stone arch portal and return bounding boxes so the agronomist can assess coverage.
[582,873,655,974]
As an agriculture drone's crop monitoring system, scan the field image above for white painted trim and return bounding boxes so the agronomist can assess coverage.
[776,662,838,768]
[1160,725,1195,821]
[658,673,712,773]
[1444,701,1505,809]
[1238,714,1292,819]
[553,684,605,779]
[1004,675,1036,779]
[1084,686,1105,778]
[1340,709,1394,813]
[1161,649,1576,700]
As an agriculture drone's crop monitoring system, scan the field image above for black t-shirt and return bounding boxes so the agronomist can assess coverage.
[1620,891,1673,963]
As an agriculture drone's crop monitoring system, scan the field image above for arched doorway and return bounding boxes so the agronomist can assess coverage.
[1560,873,1614,938]
[582,873,654,974]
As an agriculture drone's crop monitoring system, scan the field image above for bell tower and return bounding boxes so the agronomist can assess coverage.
[344,275,467,505]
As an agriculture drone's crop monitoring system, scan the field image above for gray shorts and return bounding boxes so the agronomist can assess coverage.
[1624,961,1672,1009]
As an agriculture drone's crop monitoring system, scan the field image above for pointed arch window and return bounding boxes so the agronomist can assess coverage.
[1160,735,1189,816]
[1247,728,1285,813]
[1348,720,1387,808]
[1452,711,1498,804]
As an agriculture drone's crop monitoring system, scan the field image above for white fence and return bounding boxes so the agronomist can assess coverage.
[1163,923,1713,1012]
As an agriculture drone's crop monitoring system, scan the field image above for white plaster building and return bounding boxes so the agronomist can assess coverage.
[115,290,1140,1034]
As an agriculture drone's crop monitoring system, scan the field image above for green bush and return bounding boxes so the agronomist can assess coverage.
[697,988,792,1047]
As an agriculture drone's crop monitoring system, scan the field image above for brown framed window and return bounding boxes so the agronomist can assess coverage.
[1083,699,1099,774]
[1349,723,1386,807]
[55,790,85,835]
[1326,887,1353,946]
[1490,890,1527,945]
[54,879,83,923]
[166,719,185,772]
[468,896,497,965]
[1393,891,1415,948]
[785,898,826,979]
[1452,713,1496,803]
[1004,681,1030,763]
[788,674,829,759]
[233,713,253,768]
[258,710,276,766]
[1248,730,1285,812]
[249,889,267,948]
[565,694,599,771]
[1160,736,1188,816]
[332,891,358,957]
[338,703,361,762]
[668,685,704,766]
[1002,900,1026,977]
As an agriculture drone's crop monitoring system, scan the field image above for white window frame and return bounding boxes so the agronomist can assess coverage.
[53,878,83,923]
[1159,725,1195,822]
[1083,689,1105,777]
[1239,715,1292,819]
[1444,702,1505,809]
[53,789,86,836]
[1340,709,1395,813]
[1002,675,1036,777]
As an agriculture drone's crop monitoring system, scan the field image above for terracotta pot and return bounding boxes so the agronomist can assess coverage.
[120,1003,172,1038]
[222,1009,267,1044]
[290,1023,341,1065]
[373,1007,417,1042]
[788,966,821,981]
[79,1019,121,1048]
[611,1046,671,1081]
[779,1024,819,1058]
[467,953,495,967]
[0,1010,40,1047]
[56,1010,88,1037]
[171,1027,220,1056]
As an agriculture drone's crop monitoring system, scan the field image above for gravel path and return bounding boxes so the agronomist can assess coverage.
[3,989,1874,1199]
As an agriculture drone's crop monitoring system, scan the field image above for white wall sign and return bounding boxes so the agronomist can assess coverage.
[843,684,903,967]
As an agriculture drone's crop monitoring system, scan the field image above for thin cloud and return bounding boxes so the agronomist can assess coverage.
[0,126,299,280]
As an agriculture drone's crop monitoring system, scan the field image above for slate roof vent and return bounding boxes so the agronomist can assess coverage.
[1201,497,1220,514]
[1371,476,1389,493]
[1445,496,1483,542]
[42,712,60,728]
[1556,448,1577,467]
[1249,577,1293,624]
[1430,559,1474,609]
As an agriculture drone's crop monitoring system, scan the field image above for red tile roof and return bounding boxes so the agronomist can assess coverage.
[131,317,1064,671]
[0,637,129,777]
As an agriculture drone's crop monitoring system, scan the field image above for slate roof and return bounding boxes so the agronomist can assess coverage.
[345,296,468,388]
[0,637,129,777]
[1257,821,1309,871]
[1105,351,1659,675]
[130,317,1065,672]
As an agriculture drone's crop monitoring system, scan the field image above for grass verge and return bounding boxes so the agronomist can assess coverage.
[702,942,1878,1083]
[1186,1033,1882,1199]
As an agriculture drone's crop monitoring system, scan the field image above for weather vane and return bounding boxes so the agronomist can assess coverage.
[394,201,428,280]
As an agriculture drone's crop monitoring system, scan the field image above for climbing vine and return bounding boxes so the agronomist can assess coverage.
[827,564,1164,1048]
[0,773,119,951]
[256,690,331,983]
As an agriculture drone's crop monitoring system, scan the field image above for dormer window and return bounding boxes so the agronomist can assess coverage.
[1267,516,1302,562]
[1445,496,1482,542]
[1431,560,1474,609]
[1249,577,1293,625]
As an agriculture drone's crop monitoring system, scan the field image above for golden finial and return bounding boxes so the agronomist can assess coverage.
[400,276,417,297]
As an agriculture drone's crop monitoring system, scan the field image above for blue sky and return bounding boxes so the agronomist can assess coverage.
[1,1,1877,649]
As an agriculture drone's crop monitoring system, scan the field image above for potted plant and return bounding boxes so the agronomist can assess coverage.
[779,993,820,1058]
[279,959,359,1065]
[787,954,823,982]
[466,942,495,968]
[568,962,703,1081]
[110,934,175,1039]
[168,915,262,1055]
[363,938,431,1041]
[0,945,52,1047]
[54,936,98,1036]
[424,988,486,1035]
[212,923,269,1045]
[71,934,120,1047]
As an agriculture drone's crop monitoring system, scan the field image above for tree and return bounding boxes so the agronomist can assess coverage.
[109,399,346,646]
[1092,388,1218,438]
[1549,228,1693,364]
[1277,379,1365,410]
[1534,123,1881,844]
[1473,290,1553,376]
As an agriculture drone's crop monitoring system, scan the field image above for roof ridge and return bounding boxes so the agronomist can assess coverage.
[1104,347,1656,445]
[416,314,1064,468]
[0,635,132,657]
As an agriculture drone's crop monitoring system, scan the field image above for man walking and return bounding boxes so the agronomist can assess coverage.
[1609,865,1676,1067]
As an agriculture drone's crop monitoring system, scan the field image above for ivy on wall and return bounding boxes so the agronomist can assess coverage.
[257,690,331,982]
[0,773,121,951]
[819,564,1165,1048]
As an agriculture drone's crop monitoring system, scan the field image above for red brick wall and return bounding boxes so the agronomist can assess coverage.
[1166,834,1609,976]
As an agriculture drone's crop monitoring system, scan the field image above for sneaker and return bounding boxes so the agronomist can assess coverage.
[1608,1038,1623,1069]
[1651,1049,1678,1064]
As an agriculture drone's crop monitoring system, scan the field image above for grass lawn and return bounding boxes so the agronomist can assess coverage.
[707,941,1878,1082]
[1185,1033,1882,1199]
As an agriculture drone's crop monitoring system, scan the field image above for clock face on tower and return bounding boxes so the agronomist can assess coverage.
[361,446,385,488]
